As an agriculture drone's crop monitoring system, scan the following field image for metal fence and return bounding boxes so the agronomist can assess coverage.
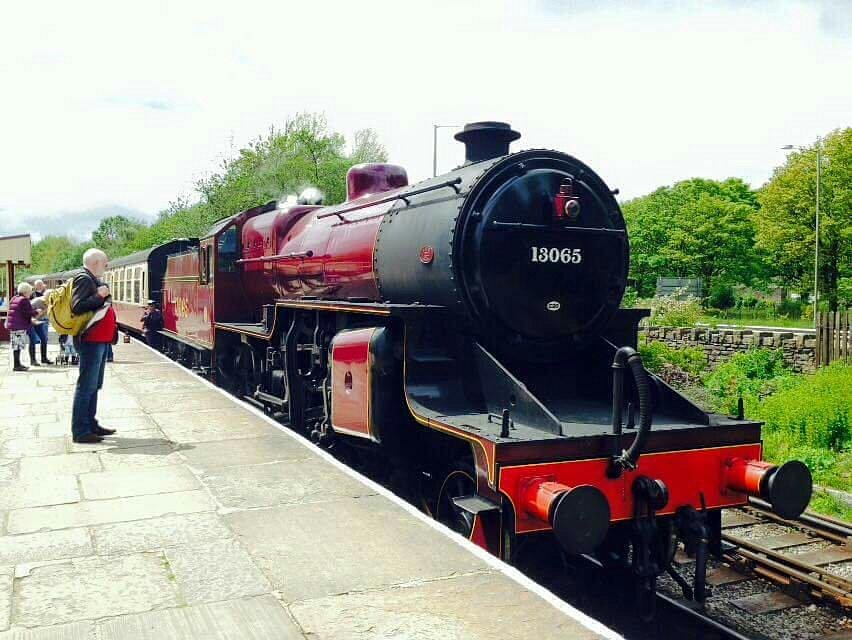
[815,311,851,367]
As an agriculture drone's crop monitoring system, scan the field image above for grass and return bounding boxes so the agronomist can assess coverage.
[698,313,813,329]
[808,490,852,522]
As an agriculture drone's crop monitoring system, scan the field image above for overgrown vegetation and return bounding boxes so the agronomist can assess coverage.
[642,291,703,327]
[639,340,707,378]
[703,349,795,415]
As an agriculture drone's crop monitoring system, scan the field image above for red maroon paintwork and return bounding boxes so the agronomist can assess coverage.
[112,301,145,335]
[725,457,775,497]
[499,443,762,533]
[238,165,409,305]
[163,251,214,347]
[330,328,376,441]
[521,479,573,525]
[346,163,408,200]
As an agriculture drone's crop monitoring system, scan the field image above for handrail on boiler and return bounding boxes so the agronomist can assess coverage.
[315,177,462,221]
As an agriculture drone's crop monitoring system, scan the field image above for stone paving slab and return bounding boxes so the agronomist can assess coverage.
[13,554,181,627]
[0,529,92,566]
[164,539,271,605]
[17,454,102,480]
[0,620,94,639]
[150,408,280,443]
[91,513,233,556]
[1,566,12,631]
[78,466,199,501]
[2,438,66,460]
[225,495,485,602]
[0,478,79,511]
[96,595,304,639]
[0,339,615,639]
[178,435,310,470]
[97,444,185,471]
[8,490,215,535]
[290,570,604,640]
[202,458,374,510]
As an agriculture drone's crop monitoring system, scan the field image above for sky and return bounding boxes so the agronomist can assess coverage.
[0,0,850,241]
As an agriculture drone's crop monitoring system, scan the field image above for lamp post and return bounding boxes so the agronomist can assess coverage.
[782,138,822,328]
[433,124,462,177]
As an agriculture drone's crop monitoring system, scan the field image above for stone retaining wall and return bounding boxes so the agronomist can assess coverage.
[641,327,816,373]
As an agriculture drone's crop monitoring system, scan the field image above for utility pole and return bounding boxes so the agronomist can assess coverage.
[813,137,821,329]
[433,124,461,177]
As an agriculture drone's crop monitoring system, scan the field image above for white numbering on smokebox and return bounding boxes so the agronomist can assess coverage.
[547,301,561,311]
[531,247,582,264]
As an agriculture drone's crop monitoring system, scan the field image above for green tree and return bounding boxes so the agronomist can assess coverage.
[54,241,94,272]
[92,215,146,257]
[622,178,763,296]
[23,235,76,277]
[756,128,852,311]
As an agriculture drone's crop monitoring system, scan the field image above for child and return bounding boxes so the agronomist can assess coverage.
[58,334,79,366]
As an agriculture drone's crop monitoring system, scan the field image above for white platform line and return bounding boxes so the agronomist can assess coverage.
[128,337,623,640]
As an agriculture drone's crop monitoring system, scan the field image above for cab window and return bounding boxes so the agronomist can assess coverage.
[217,226,238,272]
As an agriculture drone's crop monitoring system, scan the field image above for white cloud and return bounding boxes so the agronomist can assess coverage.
[0,0,849,236]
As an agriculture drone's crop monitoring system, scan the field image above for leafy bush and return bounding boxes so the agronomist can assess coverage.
[736,295,758,310]
[707,283,735,310]
[703,348,793,414]
[776,298,803,319]
[647,291,702,327]
[621,287,639,309]
[639,340,707,378]
[755,362,851,452]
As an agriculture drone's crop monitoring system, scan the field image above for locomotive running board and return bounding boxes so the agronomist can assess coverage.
[404,326,563,439]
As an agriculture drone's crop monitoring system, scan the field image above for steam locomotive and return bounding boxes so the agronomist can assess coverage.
[32,122,813,616]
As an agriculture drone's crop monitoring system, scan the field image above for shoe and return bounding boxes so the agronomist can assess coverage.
[30,360,41,367]
[73,433,104,444]
[13,365,29,372]
[94,426,116,436]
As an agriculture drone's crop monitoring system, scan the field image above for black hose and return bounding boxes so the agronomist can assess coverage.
[623,353,652,467]
[608,347,653,477]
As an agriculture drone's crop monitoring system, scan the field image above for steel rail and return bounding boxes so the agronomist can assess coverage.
[656,593,755,640]
[746,498,852,544]
[723,533,852,608]
[724,545,852,609]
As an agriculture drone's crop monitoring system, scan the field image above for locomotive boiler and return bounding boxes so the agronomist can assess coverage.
[54,121,813,617]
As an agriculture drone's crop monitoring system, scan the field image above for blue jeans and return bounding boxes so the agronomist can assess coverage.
[71,342,109,438]
[28,322,48,345]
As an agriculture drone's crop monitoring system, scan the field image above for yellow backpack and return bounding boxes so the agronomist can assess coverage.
[47,278,93,336]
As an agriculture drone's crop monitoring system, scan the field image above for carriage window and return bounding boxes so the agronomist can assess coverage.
[217,226,238,272]
[133,267,141,304]
[142,270,147,302]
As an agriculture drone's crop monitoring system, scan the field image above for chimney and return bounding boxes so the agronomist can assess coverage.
[454,121,521,164]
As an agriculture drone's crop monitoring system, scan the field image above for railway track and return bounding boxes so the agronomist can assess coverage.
[721,498,852,611]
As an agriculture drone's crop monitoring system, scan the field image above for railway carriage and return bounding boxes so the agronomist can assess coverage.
[34,122,813,618]
[102,240,197,336]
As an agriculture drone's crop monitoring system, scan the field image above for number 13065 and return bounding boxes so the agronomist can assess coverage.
[531,247,582,264]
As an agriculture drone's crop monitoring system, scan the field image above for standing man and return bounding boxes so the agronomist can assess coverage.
[71,248,118,444]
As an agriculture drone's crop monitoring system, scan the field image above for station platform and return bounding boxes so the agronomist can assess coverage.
[0,338,620,639]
